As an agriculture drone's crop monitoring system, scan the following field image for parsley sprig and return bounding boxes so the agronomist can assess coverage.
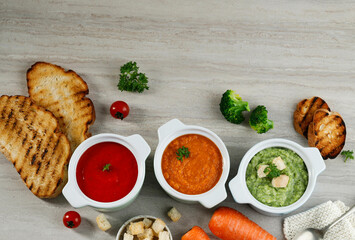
[264,163,281,179]
[102,164,111,172]
[341,150,354,162]
[176,146,190,162]
[118,61,149,93]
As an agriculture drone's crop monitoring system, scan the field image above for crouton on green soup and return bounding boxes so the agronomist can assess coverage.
[246,147,308,207]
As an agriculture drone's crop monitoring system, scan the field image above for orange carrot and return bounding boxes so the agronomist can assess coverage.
[209,207,276,240]
[181,226,210,240]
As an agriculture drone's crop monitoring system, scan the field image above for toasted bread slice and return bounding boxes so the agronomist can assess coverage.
[293,96,330,138]
[27,62,95,153]
[0,95,70,198]
[308,109,346,159]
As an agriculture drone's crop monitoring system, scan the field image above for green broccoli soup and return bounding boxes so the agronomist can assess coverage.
[246,147,308,207]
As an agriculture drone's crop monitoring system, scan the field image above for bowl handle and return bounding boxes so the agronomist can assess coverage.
[199,186,227,208]
[228,174,250,204]
[62,183,86,208]
[126,134,151,161]
[158,119,185,141]
[305,147,326,175]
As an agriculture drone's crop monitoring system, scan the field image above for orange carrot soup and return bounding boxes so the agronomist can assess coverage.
[161,134,223,195]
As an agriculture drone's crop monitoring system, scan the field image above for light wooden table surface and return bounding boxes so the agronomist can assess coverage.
[1,0,354,239]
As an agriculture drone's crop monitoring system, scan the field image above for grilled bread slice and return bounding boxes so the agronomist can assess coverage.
[294,96,330,138]
[308,109,346,159]
[27,62,95,153]
[0,95,70,198]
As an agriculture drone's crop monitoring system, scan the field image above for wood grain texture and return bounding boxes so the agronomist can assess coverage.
[0,0,354,239]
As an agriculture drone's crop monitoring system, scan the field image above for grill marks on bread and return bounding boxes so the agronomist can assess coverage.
[0,95,70,198]
[27,62,95,153]
[308,109,346,159]
[293,97,330,138]
[294,96,346,160]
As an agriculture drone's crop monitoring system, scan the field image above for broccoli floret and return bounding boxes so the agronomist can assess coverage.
[118,61,149,93]
[220,90,250,124]
[249,105,274,134]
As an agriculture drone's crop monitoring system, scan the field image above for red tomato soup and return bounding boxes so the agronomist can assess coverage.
[76,142,138,202]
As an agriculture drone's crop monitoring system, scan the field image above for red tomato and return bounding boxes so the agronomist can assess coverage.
[110,101,130,120]
[63,211,81,228]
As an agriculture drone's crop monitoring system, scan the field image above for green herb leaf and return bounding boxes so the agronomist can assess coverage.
[264,163,281,179]
[176,146,190,162]
[102,164,111,171]
[117,61,149,93]
[341,150,354,162]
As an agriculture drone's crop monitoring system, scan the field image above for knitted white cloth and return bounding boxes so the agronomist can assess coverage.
[283,201,355,240]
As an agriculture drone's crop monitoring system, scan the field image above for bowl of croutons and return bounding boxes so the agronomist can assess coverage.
[116,215,173,240]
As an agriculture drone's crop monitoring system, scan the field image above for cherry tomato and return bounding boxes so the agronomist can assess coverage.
[63,211,81,228]
[110,101,130,120]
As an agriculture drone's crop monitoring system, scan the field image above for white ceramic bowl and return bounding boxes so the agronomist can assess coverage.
[154,119,230,208]
[229,138,326,216]
[62,133,151,212]
[116,215,173,240]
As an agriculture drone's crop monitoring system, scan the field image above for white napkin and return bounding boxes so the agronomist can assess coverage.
[283,201,355,240]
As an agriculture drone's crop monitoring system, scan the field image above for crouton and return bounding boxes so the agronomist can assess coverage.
[128,221,145,235]
[123,233,134,240]
[143,218,153,228]
[167,207,181,222]
[137,228,154,240]
[152,218,166,234]
[158,231,170,240]
[96,213,112,231]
